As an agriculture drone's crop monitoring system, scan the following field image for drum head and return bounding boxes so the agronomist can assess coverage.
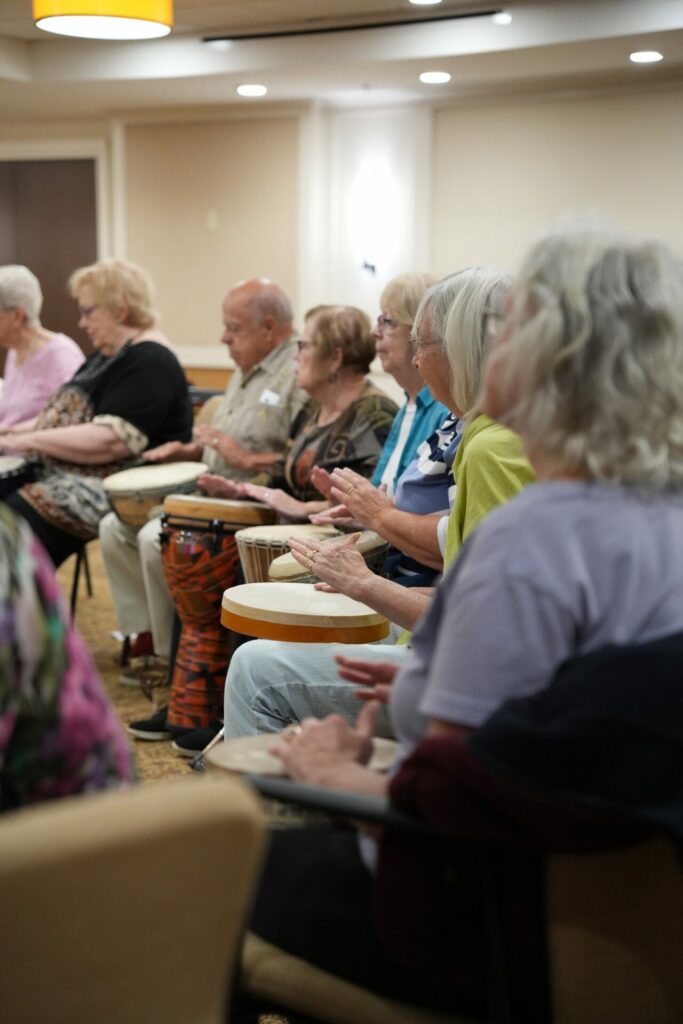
[235,524,339,543]
[163,493,276,526]
[206,732,397,777]
[103,462,207,494]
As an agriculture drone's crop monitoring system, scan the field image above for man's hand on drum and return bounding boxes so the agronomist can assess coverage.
[329,468,393,532]
[334,655,399,706]
[240,482,307,520]
[270,702,381,786]
[288,532,372,599]
[143,440,201,463]
[193,425,251,471]
[196,473,247,499]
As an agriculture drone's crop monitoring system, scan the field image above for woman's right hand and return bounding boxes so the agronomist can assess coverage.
[196,473,246,499]
[334,655,399,705]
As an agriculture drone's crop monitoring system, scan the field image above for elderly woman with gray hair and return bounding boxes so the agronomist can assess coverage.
[222,266,534,739]
[0,265,83,430]
[235,222,683,1015]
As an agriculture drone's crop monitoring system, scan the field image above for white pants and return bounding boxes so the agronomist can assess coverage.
[98,512,175,657]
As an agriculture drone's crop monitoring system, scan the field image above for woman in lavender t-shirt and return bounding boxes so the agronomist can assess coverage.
[234,224,683,1015]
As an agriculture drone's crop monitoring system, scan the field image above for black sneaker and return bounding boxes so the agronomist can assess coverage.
[127,706,173,741]
[172,723,223,758]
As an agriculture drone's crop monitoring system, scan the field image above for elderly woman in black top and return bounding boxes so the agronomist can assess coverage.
[5,259,192,566]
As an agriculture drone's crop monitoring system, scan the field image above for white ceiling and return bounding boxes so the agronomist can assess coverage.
[0,0,682,119]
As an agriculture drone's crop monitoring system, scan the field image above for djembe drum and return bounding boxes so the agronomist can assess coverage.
[160,494,276,732]
[235,523,340,583]
[104,462,208,527]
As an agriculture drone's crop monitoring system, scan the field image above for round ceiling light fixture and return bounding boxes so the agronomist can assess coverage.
[492,11,512,25]
[408,0,443,6]
[629,50,664,64]
[419,71,451,84]
[33,0,173,39]
[236,83,268,98]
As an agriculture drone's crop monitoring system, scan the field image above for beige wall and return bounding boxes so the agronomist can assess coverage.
[125,117,299,353]
[432,84,683,276]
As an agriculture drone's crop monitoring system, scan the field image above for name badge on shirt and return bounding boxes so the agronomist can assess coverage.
[259,388,281,407]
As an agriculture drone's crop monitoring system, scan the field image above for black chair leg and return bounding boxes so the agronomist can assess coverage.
[83,544,93,597]
[70,547,83,618]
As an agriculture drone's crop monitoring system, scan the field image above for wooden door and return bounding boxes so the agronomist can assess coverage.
[0,158,98,373]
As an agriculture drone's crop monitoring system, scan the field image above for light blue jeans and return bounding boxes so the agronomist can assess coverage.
[223,637,408,739]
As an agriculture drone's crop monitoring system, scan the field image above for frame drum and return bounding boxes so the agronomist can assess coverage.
[221,582,389,644]
[0,455,33,501]
[235,524,340,584]
[206,732,398,777]
[104,462,208,528]
[268,530,389,583]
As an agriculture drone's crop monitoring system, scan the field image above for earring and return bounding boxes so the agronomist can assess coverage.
[328,370,338,383]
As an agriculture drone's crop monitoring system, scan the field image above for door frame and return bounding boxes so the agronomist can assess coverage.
[0,138,110,258]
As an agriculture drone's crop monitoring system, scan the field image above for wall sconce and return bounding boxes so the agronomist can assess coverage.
[33,0,173,39]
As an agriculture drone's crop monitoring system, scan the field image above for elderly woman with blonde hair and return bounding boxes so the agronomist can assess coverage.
[235,222,683,1015]
[5,259,192,566]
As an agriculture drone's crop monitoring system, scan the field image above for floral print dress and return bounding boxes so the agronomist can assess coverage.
[0,505,134,811]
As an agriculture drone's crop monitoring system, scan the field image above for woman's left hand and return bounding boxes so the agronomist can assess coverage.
[241,483,306,519]
[270,701,380,784]
[329,468,393,531]
[288,532,372,598]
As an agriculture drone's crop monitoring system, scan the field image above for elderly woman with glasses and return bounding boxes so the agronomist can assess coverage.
[4,259,192,566]
[236,222,683,1015]
[221,267,535,740]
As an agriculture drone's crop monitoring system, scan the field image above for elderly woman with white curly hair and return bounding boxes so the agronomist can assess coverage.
[0,265,83,430]
[234,222,683,1016]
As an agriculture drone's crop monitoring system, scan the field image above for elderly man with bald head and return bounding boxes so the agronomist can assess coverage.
[98,277,307,691]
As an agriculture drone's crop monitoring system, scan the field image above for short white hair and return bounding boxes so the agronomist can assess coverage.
[498,222,683,490]
[413,267,511,416]
[0,265,43,325]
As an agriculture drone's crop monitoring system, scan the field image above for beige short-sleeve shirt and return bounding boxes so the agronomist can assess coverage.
[202,337,308,481]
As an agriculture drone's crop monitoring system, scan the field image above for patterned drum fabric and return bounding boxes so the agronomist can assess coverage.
[161,516,241,730]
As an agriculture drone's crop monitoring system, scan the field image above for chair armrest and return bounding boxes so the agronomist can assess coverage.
[243,773,424,832]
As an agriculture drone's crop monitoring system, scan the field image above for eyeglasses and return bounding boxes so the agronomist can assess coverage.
[78,304,98,319]
[411,337,442,354]
[296,339,316,352]
[376,314,400,331]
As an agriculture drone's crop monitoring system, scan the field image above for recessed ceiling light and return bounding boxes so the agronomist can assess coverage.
[236,83,268,97]
[629,50,664,64]
[419,71,451,84]
[492,11,512,25]
[205,38,231,50]
[409,0,443,6]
